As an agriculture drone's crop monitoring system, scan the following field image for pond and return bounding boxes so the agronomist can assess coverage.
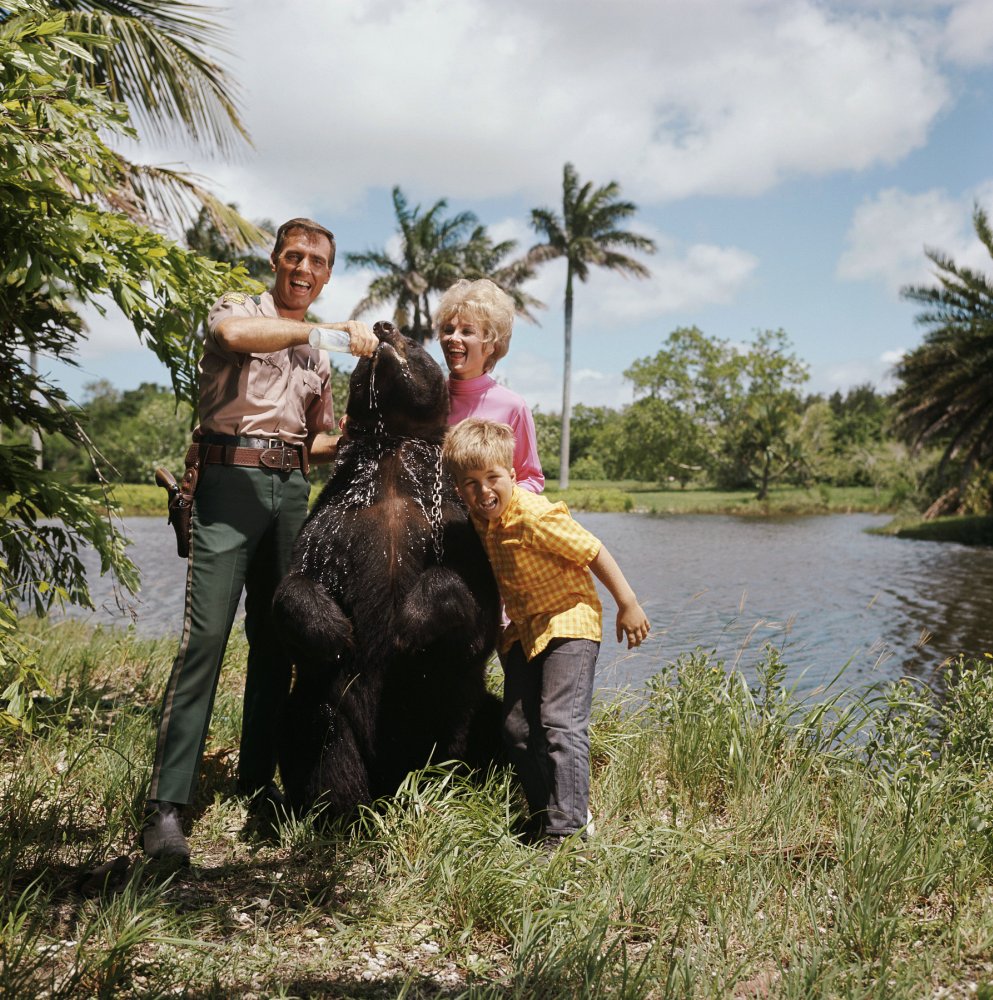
[57,512,993,696]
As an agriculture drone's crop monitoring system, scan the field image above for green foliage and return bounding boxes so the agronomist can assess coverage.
[42,381,193,483]
[895,204,993,517]
[0,4,258,616]
[885,513,993,546]
[621,326,809,495]
[601,396,699,484]
[0,602,50,733]
[6,620,993,995]
[962,467,993,515]
[545,487,632,512]
[864,678,938,782]
[22,0,250,154]
[568,453,605,481]
[828,382,891,451]
[531,409,561,478]
[185,205,273,281]
[941,654,993,767]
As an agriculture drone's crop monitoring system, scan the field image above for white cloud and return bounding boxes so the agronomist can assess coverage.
[490,225,757,333]
[586,240,759,323]
[813,353,903,394]
[155,0,960,222]
[499,351,634,413]
[837,183,993,294]
[942,0,993,66]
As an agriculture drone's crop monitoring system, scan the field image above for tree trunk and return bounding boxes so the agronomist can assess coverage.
[29,348,42,469]
[923,486,960,520]
[756,449,771,501]
[559,265,574,490]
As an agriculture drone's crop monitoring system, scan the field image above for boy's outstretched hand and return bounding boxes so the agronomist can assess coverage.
[590,544,652,649]
[616,601,650,649]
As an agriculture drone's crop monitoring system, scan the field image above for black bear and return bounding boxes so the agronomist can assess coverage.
[273,322,502,817]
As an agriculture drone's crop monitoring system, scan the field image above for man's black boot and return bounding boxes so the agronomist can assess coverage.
[142,800,191,862]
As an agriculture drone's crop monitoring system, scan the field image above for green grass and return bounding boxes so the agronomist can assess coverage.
[4,619,993,997]
[873,514,993,547]
[115,481,896,518]
[110,483,168,517]
[548,482,895,516]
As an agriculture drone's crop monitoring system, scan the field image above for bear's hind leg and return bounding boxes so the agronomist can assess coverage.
[280,688,373,820]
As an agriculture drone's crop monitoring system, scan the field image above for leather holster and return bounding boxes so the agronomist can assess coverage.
[155,446,202,558]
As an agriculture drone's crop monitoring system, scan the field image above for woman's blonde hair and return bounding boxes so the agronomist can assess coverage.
[435,279,514,371]
[442,418,515,476]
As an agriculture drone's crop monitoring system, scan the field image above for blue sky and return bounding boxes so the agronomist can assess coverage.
[55,0,993,415]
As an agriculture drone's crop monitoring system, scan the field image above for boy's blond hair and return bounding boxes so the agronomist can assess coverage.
[443,418,515,476]
[434,279,514,371]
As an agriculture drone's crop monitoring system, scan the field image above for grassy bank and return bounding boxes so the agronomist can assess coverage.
[3,619,993,997]
[872,514,993,548]
[548,482,894,516]
[113,482,895,519]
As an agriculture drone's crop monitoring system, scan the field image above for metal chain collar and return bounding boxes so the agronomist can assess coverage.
[430,448,444,563]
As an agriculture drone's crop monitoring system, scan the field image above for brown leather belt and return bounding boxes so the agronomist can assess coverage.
[188,442,302,472]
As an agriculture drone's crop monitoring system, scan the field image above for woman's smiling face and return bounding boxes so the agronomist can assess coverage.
[439,315,495,380]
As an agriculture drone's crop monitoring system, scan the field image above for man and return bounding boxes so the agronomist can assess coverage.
[143,218,377,862]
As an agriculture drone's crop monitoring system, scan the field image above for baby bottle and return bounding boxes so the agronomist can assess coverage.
[308,327,352,353]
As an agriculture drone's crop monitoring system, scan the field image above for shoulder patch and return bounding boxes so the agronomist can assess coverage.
[221,292,247,305]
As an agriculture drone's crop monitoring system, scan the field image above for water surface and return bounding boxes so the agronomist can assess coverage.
[59,513,993,696]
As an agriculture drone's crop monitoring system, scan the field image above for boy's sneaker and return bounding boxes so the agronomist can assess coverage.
[541,834,593,861]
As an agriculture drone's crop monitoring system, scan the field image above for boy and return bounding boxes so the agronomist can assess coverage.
[442,418,650,848]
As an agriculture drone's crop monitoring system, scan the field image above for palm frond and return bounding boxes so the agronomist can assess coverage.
[895,210,993,513]
[58,5,249,154]
[112,160,267,250]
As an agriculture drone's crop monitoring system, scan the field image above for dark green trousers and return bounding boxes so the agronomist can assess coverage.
[148,463,310,805]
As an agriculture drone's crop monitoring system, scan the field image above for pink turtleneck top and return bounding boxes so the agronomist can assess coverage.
[447,373,544,493]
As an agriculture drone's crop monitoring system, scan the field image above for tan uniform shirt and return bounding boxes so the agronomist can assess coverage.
[197,291,335,446]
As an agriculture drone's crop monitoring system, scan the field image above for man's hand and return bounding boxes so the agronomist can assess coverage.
[324,321,377,357]
[308,430,341,464]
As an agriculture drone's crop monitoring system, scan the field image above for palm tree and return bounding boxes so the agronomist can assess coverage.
[347,187,540,342]
[894,204,993,518]
[529,163,656,488]
[461,225,544,324]
[2,1,262,247]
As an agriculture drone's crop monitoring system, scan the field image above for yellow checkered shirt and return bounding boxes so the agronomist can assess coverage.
[472,487,603,661]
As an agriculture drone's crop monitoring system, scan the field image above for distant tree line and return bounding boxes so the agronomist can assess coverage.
[30,325,974,518]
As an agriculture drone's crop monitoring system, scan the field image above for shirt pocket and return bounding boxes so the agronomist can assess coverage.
[508,527,562,594]
[293,367,322,400]
[246,353,285,401]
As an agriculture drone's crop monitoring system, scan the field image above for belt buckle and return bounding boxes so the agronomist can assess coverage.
[259,442,294,472]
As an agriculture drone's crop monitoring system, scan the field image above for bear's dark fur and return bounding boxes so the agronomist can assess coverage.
[273,322,502,817]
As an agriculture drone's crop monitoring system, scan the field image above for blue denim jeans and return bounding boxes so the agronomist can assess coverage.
[502,638,599,837]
